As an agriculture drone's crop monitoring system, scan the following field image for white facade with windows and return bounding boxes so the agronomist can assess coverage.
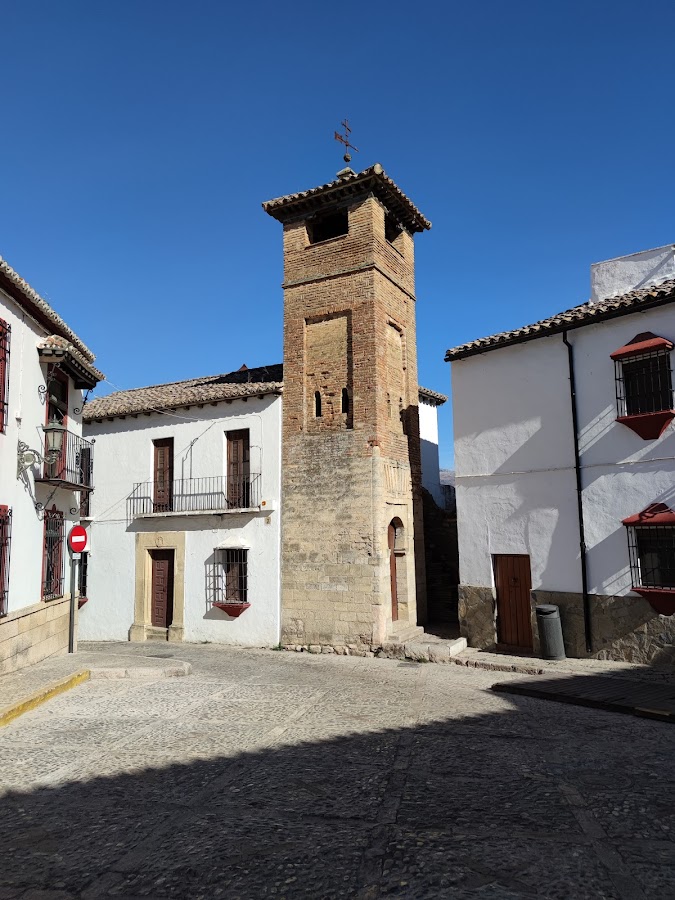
[448,246,675,663]
[81,369,282,646]
[0,257,102,674]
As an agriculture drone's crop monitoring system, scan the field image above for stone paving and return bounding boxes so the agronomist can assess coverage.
[0,644,673,899]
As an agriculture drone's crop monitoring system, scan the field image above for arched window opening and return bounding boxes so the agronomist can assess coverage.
[388,517,405,623]
[341,388,349,414]
[314,391,322,418]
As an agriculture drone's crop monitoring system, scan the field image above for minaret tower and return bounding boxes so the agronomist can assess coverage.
[263,162,431,649]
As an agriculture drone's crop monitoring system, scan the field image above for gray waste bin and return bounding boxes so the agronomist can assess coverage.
[536,604,566,660]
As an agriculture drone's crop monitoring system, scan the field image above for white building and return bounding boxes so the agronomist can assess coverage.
[80,369,447,647]
[447,245,675,664]
[0,257,102,675]
[81,365,282,646]
[418,386,447,508]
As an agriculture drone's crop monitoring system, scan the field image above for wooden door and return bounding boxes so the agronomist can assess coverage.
[227,430,250,507]
[388,522,398,622]
[494,554,533,650]
[153,438,173,512]
[150,550,174,628]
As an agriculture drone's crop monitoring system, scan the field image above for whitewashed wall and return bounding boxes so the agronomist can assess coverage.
[419,398,444,507]
[452,305,675,597]
[0,288,85,615]
[81,394,282,646]
[592,244,675,303]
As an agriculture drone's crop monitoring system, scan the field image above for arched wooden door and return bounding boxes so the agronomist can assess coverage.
[388,522,398,622]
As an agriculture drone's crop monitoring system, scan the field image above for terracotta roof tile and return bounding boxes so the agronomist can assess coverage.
[445,278,675,362]
[418,386,447,405]
[84,363,443,422]
[37,335,104,383]
[83,364,283,420]
[263,164,431,233]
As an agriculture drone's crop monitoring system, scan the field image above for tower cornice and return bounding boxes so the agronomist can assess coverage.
[262,164,431,234]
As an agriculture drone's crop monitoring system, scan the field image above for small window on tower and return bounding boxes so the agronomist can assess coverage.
[307,210,349,244]
[341,388,349,415]
[385,213,403,245]
[314,391,322,418]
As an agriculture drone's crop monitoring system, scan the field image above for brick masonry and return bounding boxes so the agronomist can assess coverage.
[268,182,428,647]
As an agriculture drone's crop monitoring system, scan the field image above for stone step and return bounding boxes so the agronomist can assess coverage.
[379,634,468,663]
[145,627,169,642]
[387,624,425,642]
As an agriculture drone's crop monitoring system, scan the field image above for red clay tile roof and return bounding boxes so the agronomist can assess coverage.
[263,164,431,233]
[84,363,443,421]
[83,364,284,420]
[37,335,104,385]
[445,278,675,362]
[418,386,447,405]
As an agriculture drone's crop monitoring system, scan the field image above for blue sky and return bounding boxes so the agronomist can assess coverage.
[3,0,675,468]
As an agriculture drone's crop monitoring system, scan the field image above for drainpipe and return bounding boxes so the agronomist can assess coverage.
[562,331,592,653]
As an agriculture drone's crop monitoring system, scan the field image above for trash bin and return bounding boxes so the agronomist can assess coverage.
[536,604,566,660]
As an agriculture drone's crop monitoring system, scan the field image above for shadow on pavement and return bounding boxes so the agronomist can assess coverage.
[1,672,674,900]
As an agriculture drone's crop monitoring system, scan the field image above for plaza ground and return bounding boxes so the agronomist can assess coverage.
[1,643,673,899]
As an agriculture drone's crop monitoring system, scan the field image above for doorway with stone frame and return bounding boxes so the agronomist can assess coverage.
[130,531,185,642]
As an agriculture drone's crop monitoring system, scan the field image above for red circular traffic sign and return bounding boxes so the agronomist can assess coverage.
[68,525,88,554]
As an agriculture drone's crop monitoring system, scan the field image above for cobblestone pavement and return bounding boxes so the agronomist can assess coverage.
[1,645,673,899]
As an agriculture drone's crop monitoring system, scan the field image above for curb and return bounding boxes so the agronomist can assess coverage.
[90,662,192,679]
[0,670,90,728]
[450,657,546,676]
[493,679,675,723]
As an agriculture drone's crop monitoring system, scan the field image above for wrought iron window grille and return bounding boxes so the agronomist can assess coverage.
[614,349,674,418]
[626,525,675,592]
[207,548,250,615]
[0,508,12,617]
[42,506,66,600]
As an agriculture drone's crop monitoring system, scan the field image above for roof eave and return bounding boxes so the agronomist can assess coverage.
[0,261,96,362]
[83,386,283,423]
[445,290,675,362]
[38,346,104,389]
[263,166,431,234]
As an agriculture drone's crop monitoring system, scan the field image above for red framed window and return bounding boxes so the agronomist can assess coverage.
[0,505,11,617]
[0,319,10,434]
[612,332,675,439]
[623,503,675,615]
[42,506,65,599]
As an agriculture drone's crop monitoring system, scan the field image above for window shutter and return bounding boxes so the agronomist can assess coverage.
[0,320,10,434]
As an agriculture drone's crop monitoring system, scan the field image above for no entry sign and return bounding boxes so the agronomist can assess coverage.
[68,525,88,554]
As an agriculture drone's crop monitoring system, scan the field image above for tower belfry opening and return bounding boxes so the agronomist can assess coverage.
[263,163,431,648]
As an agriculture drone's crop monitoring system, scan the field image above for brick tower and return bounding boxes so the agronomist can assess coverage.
[263,164,431,649]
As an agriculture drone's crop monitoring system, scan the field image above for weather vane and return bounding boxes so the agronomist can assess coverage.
[334,119,359,165]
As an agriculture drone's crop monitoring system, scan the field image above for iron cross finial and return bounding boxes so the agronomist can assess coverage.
[334,118,359,164]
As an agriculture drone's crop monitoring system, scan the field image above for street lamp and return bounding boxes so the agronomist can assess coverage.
[16,422,66,478]
[42,421,66,462]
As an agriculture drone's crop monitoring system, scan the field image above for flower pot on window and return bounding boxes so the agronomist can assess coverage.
[213,601,251,617]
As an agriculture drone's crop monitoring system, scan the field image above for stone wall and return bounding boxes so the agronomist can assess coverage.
[458,585,496,649]
[0,598,73,676]
[279,190,425,648]
[532,590,675,665]
[459,582,675,664]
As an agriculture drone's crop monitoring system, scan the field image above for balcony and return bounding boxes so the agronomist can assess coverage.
[35,430,94,492]
[128,474,262,518]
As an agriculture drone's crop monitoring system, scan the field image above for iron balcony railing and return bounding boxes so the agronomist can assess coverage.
[128,474,261,517]
[36,430,95,492]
